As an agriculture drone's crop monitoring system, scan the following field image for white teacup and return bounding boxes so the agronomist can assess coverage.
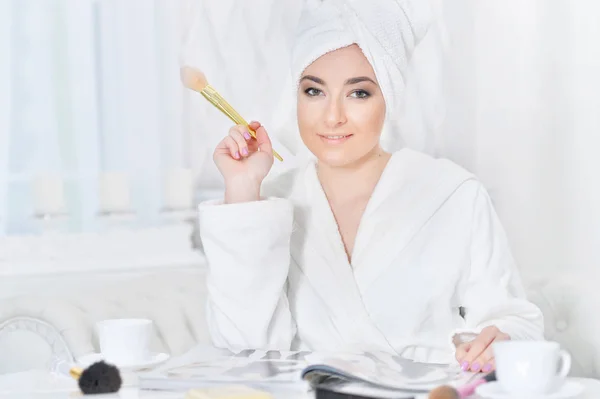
[96,319,153,365]
[493,340,571,395]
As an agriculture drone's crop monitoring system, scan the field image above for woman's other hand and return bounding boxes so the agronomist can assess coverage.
[455,326,510,373]
[214,121,274,203]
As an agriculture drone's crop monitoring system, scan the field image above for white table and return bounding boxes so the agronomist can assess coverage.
[0,370,599,399]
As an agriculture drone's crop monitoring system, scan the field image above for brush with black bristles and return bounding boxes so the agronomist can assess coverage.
[68,361,122,395]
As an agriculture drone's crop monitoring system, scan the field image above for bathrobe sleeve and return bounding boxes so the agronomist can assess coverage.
[458,182,545,341]
[198,197,296,351]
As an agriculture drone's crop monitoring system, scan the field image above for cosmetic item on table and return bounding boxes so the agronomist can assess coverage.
[50,354,122,394]
[66,361,122,395]
[180,66,283,162]
[428,371,496,399]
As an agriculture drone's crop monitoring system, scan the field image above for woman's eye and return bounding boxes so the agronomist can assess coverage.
[351,90,370,99]
[304,87,322,97]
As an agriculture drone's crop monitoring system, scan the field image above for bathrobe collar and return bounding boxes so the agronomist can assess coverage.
[289,149,474,351]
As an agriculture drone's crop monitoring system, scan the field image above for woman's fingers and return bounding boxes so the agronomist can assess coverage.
[252,123,273,154]
[222,136,241,160]
[455,342,471,368]
[461,327,499,372]
[216,121,271,160]
[248,120,261,132]
[473,343,497,373]
[228,125,252,157]
[474,331,509,373]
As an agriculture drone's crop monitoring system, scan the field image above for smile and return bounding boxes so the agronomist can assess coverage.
[318,134,353,143]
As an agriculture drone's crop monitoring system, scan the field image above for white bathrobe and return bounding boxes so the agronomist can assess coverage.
[198,149,544,364]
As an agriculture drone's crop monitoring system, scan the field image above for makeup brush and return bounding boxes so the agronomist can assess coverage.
[180,66,283,162]
[428,371,496,399]
[69,361,123,395]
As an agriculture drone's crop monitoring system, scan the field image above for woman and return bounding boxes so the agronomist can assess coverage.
[198,0,544,373]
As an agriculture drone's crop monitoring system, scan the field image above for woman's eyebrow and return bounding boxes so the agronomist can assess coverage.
[300,75,325,85]
[299,75,377,86]
[345,76,376,85]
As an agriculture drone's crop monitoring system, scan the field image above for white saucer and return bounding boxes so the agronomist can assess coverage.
[77,352,170,371]
[476,381,584,399]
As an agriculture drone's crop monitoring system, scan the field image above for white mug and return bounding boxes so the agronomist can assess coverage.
[493,340,571,395]
[96,319,153,365]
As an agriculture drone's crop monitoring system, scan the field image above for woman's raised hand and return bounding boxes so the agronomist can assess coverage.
[213,121,274,203]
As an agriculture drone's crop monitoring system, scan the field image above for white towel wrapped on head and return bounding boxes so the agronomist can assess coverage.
[291,0,433,125]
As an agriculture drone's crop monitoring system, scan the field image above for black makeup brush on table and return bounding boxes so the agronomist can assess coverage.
[68,361,122,395]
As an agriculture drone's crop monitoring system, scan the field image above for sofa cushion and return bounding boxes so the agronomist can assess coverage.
[525,272,600,377]
[1,268,599,378]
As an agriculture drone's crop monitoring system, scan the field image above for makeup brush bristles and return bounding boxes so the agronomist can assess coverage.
[428,385,459,399]
[77,361,122,395]
[180,66,208,93]
[428,371,497,399]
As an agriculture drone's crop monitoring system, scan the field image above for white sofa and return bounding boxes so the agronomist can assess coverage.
[0,265,210,374]
[0,224,210,374]
[0,223,598,377]
[1,259,599,378]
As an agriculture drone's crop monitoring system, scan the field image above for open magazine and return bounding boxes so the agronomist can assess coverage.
[138,347,469,396]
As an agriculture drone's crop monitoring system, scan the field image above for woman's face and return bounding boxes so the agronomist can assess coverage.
[297,44,386,167]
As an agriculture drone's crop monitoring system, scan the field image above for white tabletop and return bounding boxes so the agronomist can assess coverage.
[0,370,599,399]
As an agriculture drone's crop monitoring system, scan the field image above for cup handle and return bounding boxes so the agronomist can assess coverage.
[557,350,572,379]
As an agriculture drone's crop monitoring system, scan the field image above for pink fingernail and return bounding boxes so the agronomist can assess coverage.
[243,131,251,140]
[461,361,469,371]
[242,147,248,156]
[482,363,492,373]
[234,151,240,159]
[471,362,481,372]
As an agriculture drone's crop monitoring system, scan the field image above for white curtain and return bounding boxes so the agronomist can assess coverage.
[0,0,12,234]
[0,0,197,235]
[440,1,600,276]
[0,0,307,236]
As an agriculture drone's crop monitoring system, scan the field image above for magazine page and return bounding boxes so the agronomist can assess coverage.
[139,348,312,392]
[138,346,464,393]
[301,351,461,391]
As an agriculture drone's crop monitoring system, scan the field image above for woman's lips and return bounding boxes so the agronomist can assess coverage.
[318,134,353,144]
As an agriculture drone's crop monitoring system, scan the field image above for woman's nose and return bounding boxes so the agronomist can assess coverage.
[324,97,347,128]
